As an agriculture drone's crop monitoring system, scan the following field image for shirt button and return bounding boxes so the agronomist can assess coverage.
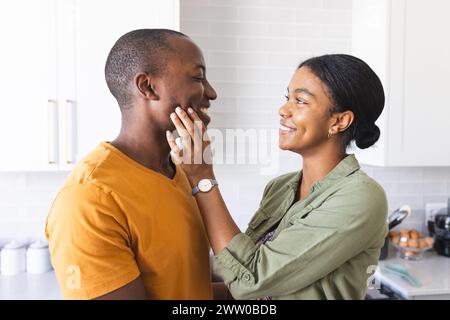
[242,273,251,281]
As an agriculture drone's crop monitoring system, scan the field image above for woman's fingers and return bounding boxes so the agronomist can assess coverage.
[165,130,182,164]
[183,108,203,163]
[169,106,212,165]
[187,108,206,131]
[175,107,195,137]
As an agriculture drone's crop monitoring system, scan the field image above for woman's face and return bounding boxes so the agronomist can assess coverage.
[278,66,336,154]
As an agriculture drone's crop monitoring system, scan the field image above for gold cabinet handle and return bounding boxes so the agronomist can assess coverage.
[47,99,58,164]
[64,99,75,164]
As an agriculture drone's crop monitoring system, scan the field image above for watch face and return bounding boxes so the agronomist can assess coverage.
[198,179,212,192]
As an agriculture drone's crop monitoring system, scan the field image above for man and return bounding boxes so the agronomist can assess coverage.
[45,29,217,299]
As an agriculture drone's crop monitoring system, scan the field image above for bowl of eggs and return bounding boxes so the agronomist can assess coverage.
[389,229,434,260]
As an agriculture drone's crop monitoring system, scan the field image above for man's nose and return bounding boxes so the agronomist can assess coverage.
[279,102,291,118]
[205,79,217,100]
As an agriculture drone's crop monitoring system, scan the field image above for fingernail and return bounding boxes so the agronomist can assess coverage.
[175,106,182,114]
[188,107,194,113]
[170,113,176,119]
[166,130,171,136]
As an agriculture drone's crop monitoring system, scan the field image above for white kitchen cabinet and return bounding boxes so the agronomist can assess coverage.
[0,0,58,171]
[0,0,180,171]
[351,0,450,166]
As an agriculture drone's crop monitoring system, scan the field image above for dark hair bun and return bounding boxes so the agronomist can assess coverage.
[355,124,380,149]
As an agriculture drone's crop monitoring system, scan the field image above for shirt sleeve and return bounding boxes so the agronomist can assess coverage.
[213,178,388,300]
[45,183,141,299]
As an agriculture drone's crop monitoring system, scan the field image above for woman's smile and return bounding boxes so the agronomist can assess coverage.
[279,121,297,136]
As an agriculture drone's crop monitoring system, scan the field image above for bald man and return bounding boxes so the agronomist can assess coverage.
[45,29,217,299]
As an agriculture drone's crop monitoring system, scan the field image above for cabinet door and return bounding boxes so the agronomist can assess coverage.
[353,0,450,166]
[389,0,450,166]
[66,0,180,163]
[0,0,58,170]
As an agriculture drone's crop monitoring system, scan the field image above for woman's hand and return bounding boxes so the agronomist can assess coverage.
[166,106,214,186]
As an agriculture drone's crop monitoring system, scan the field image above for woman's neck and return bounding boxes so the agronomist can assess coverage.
[298,148,346,200]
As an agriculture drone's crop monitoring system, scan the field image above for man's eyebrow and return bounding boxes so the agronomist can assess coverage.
[287,87,316,97]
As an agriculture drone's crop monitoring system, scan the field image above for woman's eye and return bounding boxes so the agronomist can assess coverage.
[296,98,307,105]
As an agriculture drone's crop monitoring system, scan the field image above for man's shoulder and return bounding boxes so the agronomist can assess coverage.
[63,143,125,189]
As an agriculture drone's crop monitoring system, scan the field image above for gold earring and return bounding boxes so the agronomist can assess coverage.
[328,130,334,138]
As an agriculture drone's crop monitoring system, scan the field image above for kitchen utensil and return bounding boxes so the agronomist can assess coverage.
[379,205,412,260]
[382,264,422,287]
[26,239,52,274]
[0,240,26,275]
[388,205,411,230]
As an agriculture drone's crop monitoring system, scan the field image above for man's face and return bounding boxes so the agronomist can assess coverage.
[151,37,217,132]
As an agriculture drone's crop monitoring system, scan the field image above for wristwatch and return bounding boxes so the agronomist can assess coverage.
[192,179,218,196]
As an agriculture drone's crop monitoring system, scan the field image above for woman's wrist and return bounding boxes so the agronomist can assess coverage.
[188,168,216,187]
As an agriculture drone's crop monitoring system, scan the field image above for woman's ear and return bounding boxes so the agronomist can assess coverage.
[332,110,354,133]
[135,73,160,101]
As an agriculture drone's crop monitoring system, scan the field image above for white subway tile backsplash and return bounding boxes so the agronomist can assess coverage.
[238,7,295,23]
[212,82,267,97]
[209,21,268,37]
[206,66,238,82]
[191,36,238,51]
[237,97,283,112]
[238,37,296,53]
[322,25,352,39]
[267,52,311,68]
[323,0,352,10]
[264,23,302,38]
[295,9,352,25]
[180,20,210,35]
[183,5,238,21]
[423,167,450,181]
[237,67,294,83]
[208,51,268,66]
[211,97,239,113]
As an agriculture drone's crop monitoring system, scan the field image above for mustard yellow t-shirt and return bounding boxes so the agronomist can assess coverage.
[45,142,213,299]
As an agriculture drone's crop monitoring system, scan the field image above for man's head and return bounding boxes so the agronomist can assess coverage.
[105,29,216,131]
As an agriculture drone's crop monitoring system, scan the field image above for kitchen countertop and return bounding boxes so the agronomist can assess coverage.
[375,248,450,300]
[0,271,62,300]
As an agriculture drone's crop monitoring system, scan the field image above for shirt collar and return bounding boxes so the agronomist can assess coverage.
[287,154,360,192]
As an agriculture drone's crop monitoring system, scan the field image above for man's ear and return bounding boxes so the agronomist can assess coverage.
[332,110,355,133]
[135,73,160,101]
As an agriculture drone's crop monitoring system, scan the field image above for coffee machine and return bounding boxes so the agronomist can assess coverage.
[433,199,450,257]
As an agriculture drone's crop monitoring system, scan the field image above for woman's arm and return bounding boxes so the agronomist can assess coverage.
[167,107,240,255]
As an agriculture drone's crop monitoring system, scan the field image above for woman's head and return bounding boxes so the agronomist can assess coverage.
[279,54,384,154]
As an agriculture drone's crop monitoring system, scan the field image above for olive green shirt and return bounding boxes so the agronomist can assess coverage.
[213,154,388,300]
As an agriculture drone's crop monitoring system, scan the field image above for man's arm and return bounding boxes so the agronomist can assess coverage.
[94,277,147,300]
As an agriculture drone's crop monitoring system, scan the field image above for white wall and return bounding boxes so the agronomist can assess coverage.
[0,0,449,243]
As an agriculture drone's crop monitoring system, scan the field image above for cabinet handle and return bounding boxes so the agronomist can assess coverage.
[64,99,75,164]
[47,99,57,164]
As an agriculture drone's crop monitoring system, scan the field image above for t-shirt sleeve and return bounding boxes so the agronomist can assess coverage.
[45,183,141,299]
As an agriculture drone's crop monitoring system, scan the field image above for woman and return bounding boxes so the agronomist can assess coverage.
[166,54,388,300]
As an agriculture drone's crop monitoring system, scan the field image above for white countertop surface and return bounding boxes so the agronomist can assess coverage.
[375,249,450,300]
[0,271,62,300]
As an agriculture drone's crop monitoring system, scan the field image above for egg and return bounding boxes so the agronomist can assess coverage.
[409,229,420,239]
[407,239,419,248]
